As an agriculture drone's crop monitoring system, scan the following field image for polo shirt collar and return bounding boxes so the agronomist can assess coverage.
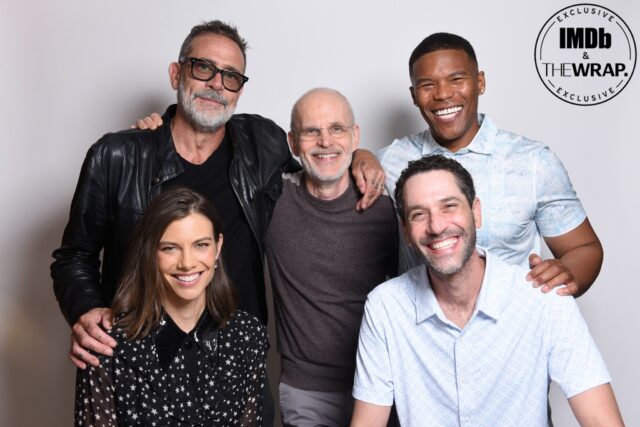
[420,114,497,157]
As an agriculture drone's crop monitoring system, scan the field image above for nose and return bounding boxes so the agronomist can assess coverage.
[316,131,332,147]
[177,249,195,270]
[433,82,453,101]
[207,70,225,91]
[426,212,447,236]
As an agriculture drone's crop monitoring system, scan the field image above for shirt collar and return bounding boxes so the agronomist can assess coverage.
[414,246,504,325]
[472,248,503,321]
[420,114,497,156]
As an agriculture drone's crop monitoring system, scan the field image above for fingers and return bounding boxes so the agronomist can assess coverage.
[358,170,386,211]
[353,160,367,195]
[80,314,117,349]
[526,259,576,295]
[99,310,114,331]
[69,308,116,370]
[69,335,99,369]
[149,112,163,129]
[133,112,163,130]
[555,281,579,296]
[135,118,150,130]
[69,353,86,370]
[350,149,386,210]
[528,253,542,268]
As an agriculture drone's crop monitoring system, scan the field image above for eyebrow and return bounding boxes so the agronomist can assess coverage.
[195,57,243,75]
[406,196,463,211]
[301,121,349,130]
[413,70,471,85]
[440,196,463,204]
[158,236,214,246]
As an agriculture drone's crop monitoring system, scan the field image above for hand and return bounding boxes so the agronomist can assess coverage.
[69,307,116,369]
[526,253,578,296]
[351,149,386,211]
[131,112,163,130]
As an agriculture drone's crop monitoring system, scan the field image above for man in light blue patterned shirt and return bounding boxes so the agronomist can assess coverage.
[379,33,602,297]
[350,156,623,427]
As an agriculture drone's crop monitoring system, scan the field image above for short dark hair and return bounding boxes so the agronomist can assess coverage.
[409,32,477,77]
[113,187,237,340]
[394,155,476,221]
[179,20,248,65]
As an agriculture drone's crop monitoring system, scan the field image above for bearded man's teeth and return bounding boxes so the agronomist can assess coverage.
[430,237,457,250]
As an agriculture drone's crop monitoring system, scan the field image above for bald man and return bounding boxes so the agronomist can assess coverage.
[265,88,398,426]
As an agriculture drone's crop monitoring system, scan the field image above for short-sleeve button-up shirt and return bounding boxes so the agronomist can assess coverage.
[378,115,586,272]
[352,249,610,427]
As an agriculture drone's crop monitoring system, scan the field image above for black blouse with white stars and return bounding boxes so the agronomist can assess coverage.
[74,310,267,426]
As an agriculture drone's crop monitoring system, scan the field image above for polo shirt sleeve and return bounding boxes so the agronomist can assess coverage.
[547,293,611,398]
[534,147,587,237]
[352,293,395,406]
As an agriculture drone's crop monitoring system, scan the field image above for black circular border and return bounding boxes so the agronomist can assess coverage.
[534,3,637,106]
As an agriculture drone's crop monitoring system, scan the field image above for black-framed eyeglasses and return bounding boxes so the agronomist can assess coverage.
[179,56,249,92]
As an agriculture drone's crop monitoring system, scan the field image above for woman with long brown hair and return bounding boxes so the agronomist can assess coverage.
[74,187,267,426]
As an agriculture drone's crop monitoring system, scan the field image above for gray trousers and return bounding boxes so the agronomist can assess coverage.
[279,382,354,427]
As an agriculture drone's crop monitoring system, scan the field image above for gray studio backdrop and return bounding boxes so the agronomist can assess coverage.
[1,1,637,425]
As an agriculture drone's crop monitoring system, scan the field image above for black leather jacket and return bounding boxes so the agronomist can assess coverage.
[51,106,300,325]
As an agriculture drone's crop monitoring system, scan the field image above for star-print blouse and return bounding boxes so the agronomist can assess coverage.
[74,310,267,426]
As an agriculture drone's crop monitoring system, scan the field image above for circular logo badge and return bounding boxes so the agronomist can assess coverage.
[534,4,636,106]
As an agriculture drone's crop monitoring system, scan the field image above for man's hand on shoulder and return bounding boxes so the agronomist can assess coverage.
[131,112,163,130]
[527,253,578,296]
[70,307,116,369]
[351,149,386,211]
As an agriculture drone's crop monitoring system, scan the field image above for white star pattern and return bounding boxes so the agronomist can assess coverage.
[74,311,267,426]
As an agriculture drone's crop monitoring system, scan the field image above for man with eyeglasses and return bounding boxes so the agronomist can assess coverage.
[51,21,384,425]
[265,88,398,426]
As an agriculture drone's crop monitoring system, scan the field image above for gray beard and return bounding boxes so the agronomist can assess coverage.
[418,228,476,278]
[178,82,235,132]
[299,152,353,186]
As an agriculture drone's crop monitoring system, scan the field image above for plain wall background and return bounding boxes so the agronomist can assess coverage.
[1,1,638,425]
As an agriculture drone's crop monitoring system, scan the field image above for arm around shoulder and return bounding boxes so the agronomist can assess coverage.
[51,143,112,325]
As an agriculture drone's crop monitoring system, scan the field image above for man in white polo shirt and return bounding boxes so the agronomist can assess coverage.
[350,155,623,426]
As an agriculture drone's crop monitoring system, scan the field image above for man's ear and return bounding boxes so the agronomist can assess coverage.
[409,86,417,105]
[287,131,299,156]
[352,124,361,150]
[477,71,486,95]
[169,62,181,90]
[472,197,482,229]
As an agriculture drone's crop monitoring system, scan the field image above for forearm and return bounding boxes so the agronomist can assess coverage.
[51,247,106,324]
[544,218,603,297]
[559,239,603,297]
[52,145,110,324]
[569,383,624,427]
[350,400,391,427]
[351,149,374,171]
